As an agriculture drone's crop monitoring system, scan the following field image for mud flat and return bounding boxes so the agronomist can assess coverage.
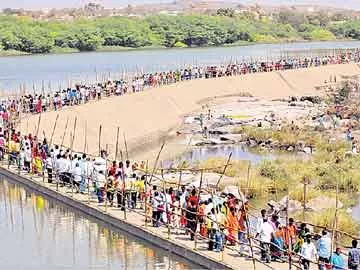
[21,63,360,159]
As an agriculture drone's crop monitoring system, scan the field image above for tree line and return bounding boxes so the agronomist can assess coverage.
[0,13,359,54]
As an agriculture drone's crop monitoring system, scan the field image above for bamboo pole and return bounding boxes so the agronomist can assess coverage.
[303,177,308,222]
[122,165,126,220]
[194,169,203,250]
[161,160,164,179]
[331,177,339,253]
[49,114,59,148]
[115,127,120,160]
[237,180,256,270]
[177,161,186,193]
[70,117,77,151]
[84,120,87,153]
[148,141,166,184]
[286,181,292,270]
[215,152,232,188]
[60,117,69,148]
[210,189,222,261]
[87,156,90,205]
[18,91,23,131]
[162,175,171,239]
[123,133,129,160]
[144,160,149,227]
[105,146,108,213]
[70,131,74,197]
[246,161,251,197]
[98,125,102,156]
[7,128,12,169]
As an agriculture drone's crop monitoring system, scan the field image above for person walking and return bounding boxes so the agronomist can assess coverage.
[186,201,197,241]
[258,217,274,263]
[331,248,345,270]
[317,230,331,270]
[301,234,317,270]
[348,239,360,270]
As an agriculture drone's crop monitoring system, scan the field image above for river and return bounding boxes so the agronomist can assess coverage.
[0,176,197,270]
[1,40,360,91]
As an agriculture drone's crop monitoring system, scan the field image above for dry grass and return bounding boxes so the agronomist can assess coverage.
[233,125,323,147]
[297,209,359,245]
[201,158,250,177]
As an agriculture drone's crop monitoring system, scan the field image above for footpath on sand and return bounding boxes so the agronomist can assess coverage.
[0,160,293,270]
[21,63,360,159]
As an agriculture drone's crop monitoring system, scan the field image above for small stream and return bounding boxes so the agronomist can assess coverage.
[181,145,274,164]
[164,144,298,168]
[352,200,360,222]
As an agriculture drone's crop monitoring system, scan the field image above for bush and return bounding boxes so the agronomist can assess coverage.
[310,29,336,41]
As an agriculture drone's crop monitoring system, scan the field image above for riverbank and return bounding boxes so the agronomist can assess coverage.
[0,39,356,58]
[0,13,352,56]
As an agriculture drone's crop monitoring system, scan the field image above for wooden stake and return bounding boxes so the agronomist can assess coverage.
[123,133,129,160]
[238,180,256,270]
[49,114,59,148]
[70,117,77,151]
[70,132,74,197]
[286,181,292,270]
[84,120,87,153]
[215,152,232,188]
[144,160,149,227]
[115,127,120,160]
[98,125,102,156]
[303,177,308,222]
[246,161,251,197]
[194,169,203,250]
[104,148,108,213]
[60,117,69,148]
[149,141,166,184]
[331,177,339,252]
[177,161,186,193]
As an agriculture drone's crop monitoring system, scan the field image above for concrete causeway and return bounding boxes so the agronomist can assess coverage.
[0,162,295,270]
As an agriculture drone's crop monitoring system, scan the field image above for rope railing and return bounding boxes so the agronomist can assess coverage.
[4,137,359,245]
[2,151,356,270]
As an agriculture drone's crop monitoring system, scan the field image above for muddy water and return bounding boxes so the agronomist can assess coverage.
[1,40,360,91]
[0,177,197,270]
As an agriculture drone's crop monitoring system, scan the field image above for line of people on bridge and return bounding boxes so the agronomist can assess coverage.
[0,49,359,119]
[1,127,359,270]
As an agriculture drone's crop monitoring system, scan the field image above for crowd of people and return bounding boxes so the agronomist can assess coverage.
[0,49,359,117]
[0,49,359,269]
[0,125,359,270]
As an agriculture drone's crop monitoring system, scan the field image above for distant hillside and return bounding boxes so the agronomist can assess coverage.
[1,0,360,10]
[244,0,360,10]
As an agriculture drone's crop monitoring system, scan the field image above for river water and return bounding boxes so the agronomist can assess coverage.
[0,177,197,270]
[1,40,360,91]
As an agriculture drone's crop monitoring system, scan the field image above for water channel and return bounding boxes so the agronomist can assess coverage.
[1,40,360,91]
[0,176,197,270]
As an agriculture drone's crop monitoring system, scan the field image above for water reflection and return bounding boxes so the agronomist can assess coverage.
[0,177,195,270]
[166,145,274,168]
[352,199,360,222]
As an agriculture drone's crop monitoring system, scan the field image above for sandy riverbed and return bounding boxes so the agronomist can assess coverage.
[21,63,360,160]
